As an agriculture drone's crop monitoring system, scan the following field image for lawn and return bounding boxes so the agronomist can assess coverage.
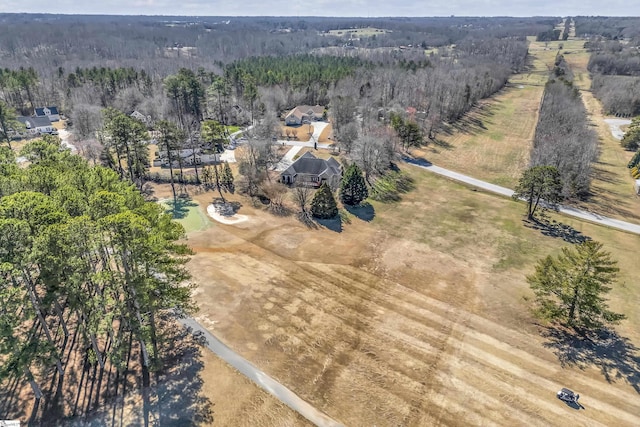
[180,160,640,426]
[225,125,241,135]
[160,198,211,233]
[280,123,313,142]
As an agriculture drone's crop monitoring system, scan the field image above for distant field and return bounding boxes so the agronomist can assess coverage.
[561,40,640,221]
[325,27,389,37]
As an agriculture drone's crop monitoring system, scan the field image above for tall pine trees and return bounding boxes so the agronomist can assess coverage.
[0,144,196,408]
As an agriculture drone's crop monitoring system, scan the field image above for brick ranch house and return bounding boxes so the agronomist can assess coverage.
[280,152,342,188]
[284,105,326,126]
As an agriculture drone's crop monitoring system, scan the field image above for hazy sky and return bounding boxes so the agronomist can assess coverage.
[0,0,638,17]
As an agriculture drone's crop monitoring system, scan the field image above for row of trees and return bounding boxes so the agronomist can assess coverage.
[585,39,640,116]
[530,78,598,198]
[0,138,196,415]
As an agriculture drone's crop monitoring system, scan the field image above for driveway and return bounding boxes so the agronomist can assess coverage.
[603,118,631,141]
[311,121,330,141]
[273,145,303,171]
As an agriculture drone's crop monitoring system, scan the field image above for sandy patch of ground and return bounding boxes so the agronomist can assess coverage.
[207,203,249,225]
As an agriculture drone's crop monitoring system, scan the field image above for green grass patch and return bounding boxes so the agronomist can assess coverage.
[160,198,211,233]
[225,125,241,135]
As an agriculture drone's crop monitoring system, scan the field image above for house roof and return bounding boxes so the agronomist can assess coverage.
[281,152,341,178]
[285,105,325,120]
[17,115,52,128]
[34,106,59,116]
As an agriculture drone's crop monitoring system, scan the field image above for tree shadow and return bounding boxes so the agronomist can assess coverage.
[57,324,214,427]
[523,215,591,244]
[211,198,242,217]
[402,155,432,167]
[315,217,343,233]
[345,202,375,222]
[153,328,214,426]
[542,327,640,393]
[165,198,199,220]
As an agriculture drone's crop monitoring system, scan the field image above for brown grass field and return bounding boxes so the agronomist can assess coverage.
[161,151,640,426]
[412,39,559,189]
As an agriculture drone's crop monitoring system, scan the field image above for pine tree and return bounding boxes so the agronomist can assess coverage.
[311,183,338,219]
[527,241,625,331]
[340,163,368,206]
[512,166,562,219]
[222,161,234,189]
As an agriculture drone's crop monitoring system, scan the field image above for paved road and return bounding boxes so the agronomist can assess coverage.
[603,118,631,141]
[179,317,344,427]
[276,139,332,149]
[403,157,640,236]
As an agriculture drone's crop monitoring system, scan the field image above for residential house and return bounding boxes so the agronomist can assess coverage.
[16,115,57,135]
[280,152,342,188]
[154,147,220,167]
[284,105,326,126]
[34,106,60,122]
[130,110,152,125]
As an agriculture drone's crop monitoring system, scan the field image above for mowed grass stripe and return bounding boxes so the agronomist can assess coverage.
[311,263,640,415]
[296,264,597,425]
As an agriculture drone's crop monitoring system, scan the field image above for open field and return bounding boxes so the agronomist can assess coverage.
[167,156,640,426]
[413,36,640,220]
[325,27,389,37]
[411,39,559,189]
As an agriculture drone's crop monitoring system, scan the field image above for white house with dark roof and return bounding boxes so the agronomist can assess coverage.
[34,106,60,122]
[279,152,342,188]
[16,115,57,135]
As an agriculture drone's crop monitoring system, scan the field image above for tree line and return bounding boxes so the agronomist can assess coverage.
[530,58,598,199]
[0,138,196,420]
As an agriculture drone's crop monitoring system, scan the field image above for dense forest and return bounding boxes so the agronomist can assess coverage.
[0,139,198,421]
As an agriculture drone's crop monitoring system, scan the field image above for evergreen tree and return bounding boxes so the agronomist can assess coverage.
[221,161,234,190]
[512,166,562,219]
[527,241,625,331]
[340,163,369,206]
[0,146,196,405]
[311,183,338,219]
[0,101,21,150]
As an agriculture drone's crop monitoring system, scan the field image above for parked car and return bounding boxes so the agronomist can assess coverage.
[557,388,579,403]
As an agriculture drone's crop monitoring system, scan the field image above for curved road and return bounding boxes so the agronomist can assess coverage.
[179,317,344,427]
[403,157,640,235]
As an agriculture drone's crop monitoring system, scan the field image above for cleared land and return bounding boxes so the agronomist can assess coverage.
[412,39,559,189]
[325,27,389,37]
[170,157,640,426]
